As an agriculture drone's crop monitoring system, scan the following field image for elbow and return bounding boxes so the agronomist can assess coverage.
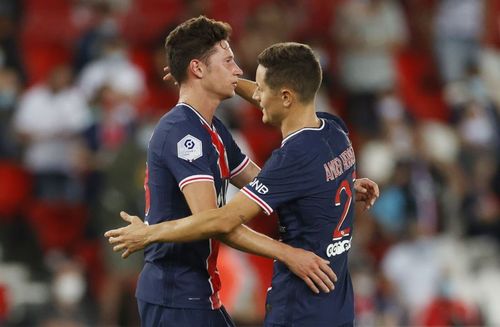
[217,220,238,235]
[208,208,239,235]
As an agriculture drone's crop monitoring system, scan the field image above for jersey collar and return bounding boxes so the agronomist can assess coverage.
[178,102,213,130]
[281,118,325,147]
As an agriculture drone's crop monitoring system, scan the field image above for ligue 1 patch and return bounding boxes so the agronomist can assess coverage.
[177,134,202,161]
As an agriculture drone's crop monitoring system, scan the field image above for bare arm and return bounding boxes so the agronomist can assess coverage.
[235,78,260,108]
[106,181,337,293]
[162,66,259,109]
[230,160,260,188]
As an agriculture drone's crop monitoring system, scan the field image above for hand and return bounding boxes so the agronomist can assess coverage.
[282,248,337,294]
[354,178,379,210]
[163,66,178,86]
[104,211,151,259]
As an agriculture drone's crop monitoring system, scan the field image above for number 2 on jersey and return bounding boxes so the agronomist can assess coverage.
[332,176,353,240]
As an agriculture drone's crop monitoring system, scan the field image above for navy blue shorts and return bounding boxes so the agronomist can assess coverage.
[137,300,236,327]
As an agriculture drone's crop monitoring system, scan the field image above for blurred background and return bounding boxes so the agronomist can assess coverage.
[0,0,499,326]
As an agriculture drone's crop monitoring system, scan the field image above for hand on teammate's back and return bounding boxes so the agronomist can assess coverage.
[282,248,338,294]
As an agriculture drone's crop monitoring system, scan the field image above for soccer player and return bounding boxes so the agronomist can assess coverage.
[107,41,379,326]
[119,16,347,327]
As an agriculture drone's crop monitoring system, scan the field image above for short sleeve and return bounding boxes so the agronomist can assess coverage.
[153,124,214,191]
[240,146,313,215]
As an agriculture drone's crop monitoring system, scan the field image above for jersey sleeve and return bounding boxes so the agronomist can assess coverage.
[240,145,313,215]
[154,124,214,191]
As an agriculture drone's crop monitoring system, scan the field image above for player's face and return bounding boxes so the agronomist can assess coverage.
[203,40,243,100]
[253,65,286,126]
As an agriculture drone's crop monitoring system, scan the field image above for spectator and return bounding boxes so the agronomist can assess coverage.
[13,65,91,201]
[334,0,407,138]
[433,0,484,85]
[78,34,145,105]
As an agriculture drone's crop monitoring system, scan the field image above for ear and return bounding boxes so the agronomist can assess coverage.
[188,59,204,79]
[281,89,294,108]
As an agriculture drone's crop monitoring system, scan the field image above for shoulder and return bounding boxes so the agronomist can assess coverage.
[150,106,203,150]
[316,112,349,135]
[212,116,231,136]
[154,105,202,137]
[265,141,308,172]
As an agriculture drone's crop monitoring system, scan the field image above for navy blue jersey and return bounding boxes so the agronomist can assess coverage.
[137,103,249,310]
[242,112,356,326]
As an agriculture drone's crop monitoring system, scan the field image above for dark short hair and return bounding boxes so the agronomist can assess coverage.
[257,42,322,103]
[165,16,232,83]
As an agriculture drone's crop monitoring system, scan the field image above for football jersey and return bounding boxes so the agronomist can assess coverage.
[136,103,250,310]
[242,112,356,327]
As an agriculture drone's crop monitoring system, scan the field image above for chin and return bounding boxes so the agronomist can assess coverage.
[220,92,235,100]
[261,115,270,125]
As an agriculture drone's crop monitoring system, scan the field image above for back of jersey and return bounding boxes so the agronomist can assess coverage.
[242,112,356,326]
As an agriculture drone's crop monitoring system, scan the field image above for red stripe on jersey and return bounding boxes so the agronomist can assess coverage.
[206,238,222,309]
[202,125,230,179]
[144,164,150,216]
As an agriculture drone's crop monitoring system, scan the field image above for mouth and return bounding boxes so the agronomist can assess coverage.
[232,82,238,88]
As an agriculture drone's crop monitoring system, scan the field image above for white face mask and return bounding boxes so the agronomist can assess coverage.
[52,271,86,305]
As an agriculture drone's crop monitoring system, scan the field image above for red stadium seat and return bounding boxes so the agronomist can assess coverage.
[396,49,449,121]
[21,45,72,85]
[0,284,7,321]
[0,162,32,221]
[26,201,88,252]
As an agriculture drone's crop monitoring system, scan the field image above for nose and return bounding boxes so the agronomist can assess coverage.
[234,63,243,76]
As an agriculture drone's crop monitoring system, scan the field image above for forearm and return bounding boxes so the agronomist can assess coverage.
[236,78,260,108]
[230,161,261,188]
[148,207,236,244]
[217,224,290,262]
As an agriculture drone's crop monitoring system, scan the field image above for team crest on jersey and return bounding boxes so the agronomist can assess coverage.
[177,134,202,162]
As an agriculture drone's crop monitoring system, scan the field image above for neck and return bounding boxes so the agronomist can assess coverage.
[281,101,320,139]
[178,85,220,125]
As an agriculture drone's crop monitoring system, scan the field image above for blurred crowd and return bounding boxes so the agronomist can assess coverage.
[0,0,499,326]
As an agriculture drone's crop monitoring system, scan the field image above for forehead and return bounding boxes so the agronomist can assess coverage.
[211,40,234,58]
[255,65,267,84]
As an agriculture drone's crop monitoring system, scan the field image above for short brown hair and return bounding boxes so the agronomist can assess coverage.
[257,42,322,103]
[165,16,232,83]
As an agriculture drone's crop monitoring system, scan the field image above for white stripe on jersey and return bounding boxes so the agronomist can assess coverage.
[241,187,273,215]
[179,174,214,191]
